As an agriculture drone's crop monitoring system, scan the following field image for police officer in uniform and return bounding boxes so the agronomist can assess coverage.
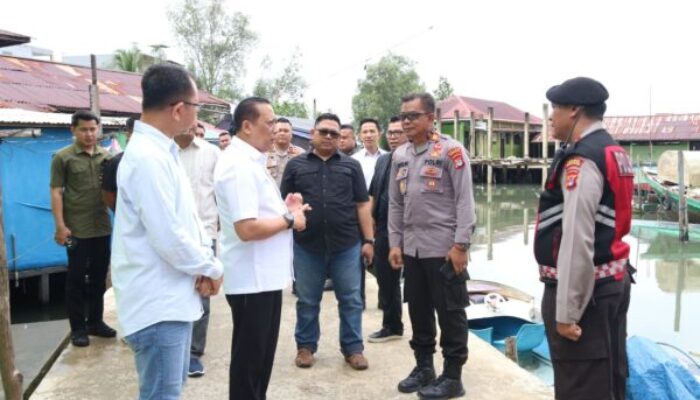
[535,77,634,400]
[267,117,305,187]
[388,93,476,399]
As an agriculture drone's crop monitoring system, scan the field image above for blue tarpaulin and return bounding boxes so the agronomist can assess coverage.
[627,335,700,400]
[0,128,110,272]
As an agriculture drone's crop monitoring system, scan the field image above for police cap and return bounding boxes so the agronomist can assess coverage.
[546,77,609,106]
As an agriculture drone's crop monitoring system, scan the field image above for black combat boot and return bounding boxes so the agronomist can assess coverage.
[417,360,465,399]
[397,353,436,393]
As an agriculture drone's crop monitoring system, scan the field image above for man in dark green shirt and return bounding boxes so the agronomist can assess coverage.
[50,110,115,347]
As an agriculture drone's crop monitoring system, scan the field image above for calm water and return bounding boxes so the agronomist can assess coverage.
[468,184,700,355]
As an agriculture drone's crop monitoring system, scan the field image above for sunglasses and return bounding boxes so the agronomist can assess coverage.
[399,112,428,122]
[387,130,404,137]
[316,128,340,138]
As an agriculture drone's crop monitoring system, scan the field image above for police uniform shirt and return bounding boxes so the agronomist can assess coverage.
[267,144,305,187]
[555,122,606,324]
[388,133,476,258]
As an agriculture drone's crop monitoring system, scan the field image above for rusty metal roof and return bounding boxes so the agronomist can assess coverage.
[604,114,700,141]
[0,55,228,116]
[437,94,543,124]
[0,29,30,48]
[0,108,125,127]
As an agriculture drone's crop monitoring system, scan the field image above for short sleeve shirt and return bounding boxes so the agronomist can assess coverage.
[50,143,112,238]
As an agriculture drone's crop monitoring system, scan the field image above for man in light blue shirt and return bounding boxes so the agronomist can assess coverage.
[111,63,223,400]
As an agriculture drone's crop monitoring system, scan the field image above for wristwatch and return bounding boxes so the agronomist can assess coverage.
[283,212,295,229]
[363,238,375,246]
[453,243,470,252]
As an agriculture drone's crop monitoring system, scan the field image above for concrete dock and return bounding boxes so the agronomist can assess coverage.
[31,277,553,399]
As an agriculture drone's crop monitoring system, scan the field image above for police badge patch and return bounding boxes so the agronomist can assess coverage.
[399,179,407,195]
[564,157,583,190]
[448,148,465,170]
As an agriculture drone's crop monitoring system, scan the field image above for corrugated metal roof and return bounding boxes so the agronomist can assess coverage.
[0,108,125,127]
[437,95,543,124]
[0,55,229,115]
[604,114,700,141]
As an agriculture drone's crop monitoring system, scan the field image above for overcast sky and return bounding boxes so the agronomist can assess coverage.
[3,0,699,122]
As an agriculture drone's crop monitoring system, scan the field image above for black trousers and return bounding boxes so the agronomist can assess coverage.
[226,290,282,400]
[65,235,110,332]
[542,272,631,400]
[374,234,403,333]
[403,255,468,376]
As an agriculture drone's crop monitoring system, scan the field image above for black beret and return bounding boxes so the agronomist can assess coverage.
[546,77,609,106]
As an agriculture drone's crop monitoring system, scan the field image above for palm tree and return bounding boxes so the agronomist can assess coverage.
[113,44,143,72]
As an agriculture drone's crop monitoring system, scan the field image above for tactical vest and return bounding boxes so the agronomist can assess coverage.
[534,129,634,284]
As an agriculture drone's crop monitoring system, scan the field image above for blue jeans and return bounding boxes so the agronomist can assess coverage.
[294,242,364,356]
[125,321,193,400]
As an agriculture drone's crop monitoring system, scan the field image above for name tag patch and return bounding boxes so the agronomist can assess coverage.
[396,167,408,180]
[613,151,634,177]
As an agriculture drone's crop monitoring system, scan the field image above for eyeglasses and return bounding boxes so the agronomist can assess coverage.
[387,130,404,137]
[399,112,428,122]
[171,101,202,110]
[316,128,340,138]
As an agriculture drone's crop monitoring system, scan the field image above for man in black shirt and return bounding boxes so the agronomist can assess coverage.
[367,116,408,343]
[281,113,374,371]
[102,116,138,211]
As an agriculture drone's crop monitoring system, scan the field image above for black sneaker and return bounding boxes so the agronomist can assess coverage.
[418,375,465,399]
[397,366,436,393]
[87,322,117,338]
[368,328,402,343]
[71,331,90,347]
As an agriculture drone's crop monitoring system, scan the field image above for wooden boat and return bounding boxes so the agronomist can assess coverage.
[641,167,700,216]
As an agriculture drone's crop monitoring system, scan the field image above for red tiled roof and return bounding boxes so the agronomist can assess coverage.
[604,114,700,141]
[437,95,543,124]
[0,55,228,115]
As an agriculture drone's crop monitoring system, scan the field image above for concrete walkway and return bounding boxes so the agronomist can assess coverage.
[32,277,553,399]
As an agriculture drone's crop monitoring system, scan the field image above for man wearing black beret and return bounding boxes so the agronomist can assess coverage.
[533,77,634,399]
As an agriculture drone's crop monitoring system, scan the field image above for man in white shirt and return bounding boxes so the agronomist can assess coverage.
[352,118,387,190]
[111,63,223,400]
[174,121,221,378]
[215,97,310,400]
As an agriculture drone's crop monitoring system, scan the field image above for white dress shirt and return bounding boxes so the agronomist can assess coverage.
[111,121,223,336]
[178,137,221,239]
[352,147,387,190]
[215,136,293,295]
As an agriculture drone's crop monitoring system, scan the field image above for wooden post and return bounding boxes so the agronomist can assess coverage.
[312,98,317,117]
[0,177,24,400]
[453,110,460,142]
[469,112,476,157]
[487,107,494,187]
[523,208,529,245]
[504,336,518,362]
[678,150,689,242]
[436,108,442,133]
[541,104,550,189]
[523,112,530,159]
[89,55,102,139]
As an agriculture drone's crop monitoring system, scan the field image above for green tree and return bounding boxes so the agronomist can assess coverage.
[352,53,425,129]
[253,50,308,118]
[434,75,454,101]
[113,44,144,72]
[168,0,257,100]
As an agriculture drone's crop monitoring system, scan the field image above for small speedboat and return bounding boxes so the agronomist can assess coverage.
[467,280,544,353]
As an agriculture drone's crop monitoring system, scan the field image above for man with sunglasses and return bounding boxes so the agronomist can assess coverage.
[281,113,374,371]
[388,93,476,399]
